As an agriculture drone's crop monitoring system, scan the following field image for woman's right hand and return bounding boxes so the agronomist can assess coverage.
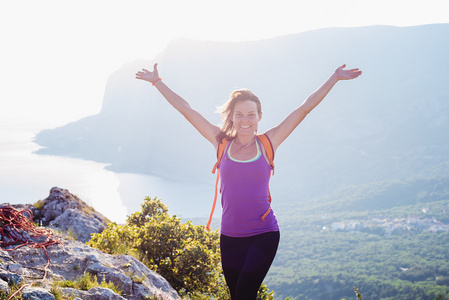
[136,63,160,84]
[135,62,220,147]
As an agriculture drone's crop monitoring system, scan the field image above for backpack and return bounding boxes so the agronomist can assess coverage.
[206,134,275,231]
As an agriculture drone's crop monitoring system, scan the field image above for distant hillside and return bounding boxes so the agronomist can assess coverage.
[266,161,449,300]
[35,24,449,205]
[280,161,449,217]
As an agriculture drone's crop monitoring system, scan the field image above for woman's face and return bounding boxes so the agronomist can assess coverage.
[232,100,262,137]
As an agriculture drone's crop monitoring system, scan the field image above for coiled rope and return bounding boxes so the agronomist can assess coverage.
[0,206,61,299]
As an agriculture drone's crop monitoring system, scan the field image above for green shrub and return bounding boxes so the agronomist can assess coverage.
[89,197,226,298]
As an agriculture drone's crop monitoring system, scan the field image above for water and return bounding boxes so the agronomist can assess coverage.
[0,123,215,224]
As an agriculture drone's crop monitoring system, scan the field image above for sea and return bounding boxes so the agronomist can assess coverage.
[0,121,215,224]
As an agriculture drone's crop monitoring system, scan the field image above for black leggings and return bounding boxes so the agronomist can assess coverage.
[220,231,280,300]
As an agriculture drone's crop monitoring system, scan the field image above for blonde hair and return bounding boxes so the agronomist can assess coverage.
[216,89,262,142]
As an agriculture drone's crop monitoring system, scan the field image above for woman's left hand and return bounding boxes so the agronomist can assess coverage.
[334,64,362,80]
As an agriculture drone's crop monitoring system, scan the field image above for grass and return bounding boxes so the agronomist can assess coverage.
[56,272,122,295]
[0,273,122,300]
[0,283,24,300]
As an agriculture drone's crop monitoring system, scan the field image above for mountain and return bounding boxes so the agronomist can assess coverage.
[35,24,449,206]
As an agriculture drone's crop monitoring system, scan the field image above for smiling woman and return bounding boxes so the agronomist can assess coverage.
[135,63,361,299]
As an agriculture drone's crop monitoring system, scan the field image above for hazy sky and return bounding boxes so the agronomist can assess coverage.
[2,0,449,131]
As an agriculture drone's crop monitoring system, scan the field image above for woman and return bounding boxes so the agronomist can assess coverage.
[136,63,362,299]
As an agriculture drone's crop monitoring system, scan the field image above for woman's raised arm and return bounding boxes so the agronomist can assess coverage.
[136,64,220,148]
[265,64,362,151]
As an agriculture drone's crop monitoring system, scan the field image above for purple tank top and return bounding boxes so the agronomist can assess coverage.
[219,138,279,237]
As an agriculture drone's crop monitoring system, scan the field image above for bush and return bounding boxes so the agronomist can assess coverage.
[89,197,226,298]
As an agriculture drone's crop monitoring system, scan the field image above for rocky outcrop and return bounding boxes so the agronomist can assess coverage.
[0,237,179,299]
[8,187,109,243]
[34,187,109,242]
[0,187,180,299]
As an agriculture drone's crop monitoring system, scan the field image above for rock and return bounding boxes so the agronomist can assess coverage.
[1,235,179,299]
[0,187,180,299]
[22,187,110,243]
[7,263,29,276]
[5,187,107,243]
[22,286,55,300]
[83,286,127,300]
[61,286,127,300]
[0,269,22,286]
[32,187,109,226]
[0,278,10,293]
[49,208,107,242]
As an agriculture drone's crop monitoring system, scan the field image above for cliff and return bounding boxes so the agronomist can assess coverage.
[0,187,179,300]
[35,24,449,209]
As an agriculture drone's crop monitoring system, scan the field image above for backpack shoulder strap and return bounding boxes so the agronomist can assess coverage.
[257,134,275,175]
[207,138,229,231]
[211,138,229,174]
[257,134,275,221]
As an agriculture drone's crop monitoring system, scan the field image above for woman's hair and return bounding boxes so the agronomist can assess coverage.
[216,89,262,142]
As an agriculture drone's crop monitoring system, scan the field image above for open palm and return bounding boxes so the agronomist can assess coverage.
[335,64,362,80]
[136,63,160,83]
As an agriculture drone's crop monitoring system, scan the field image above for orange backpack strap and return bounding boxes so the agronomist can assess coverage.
[207,138,229,231]
[256,134,275,175]
[211,138,229,175]
[257,134,275,221]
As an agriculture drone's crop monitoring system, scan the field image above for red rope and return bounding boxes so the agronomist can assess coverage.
[0,206,61,299]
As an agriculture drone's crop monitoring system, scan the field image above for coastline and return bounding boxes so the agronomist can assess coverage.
[0,123,214,224]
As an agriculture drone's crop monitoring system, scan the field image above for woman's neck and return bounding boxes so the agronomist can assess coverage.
[235,134,256,148]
